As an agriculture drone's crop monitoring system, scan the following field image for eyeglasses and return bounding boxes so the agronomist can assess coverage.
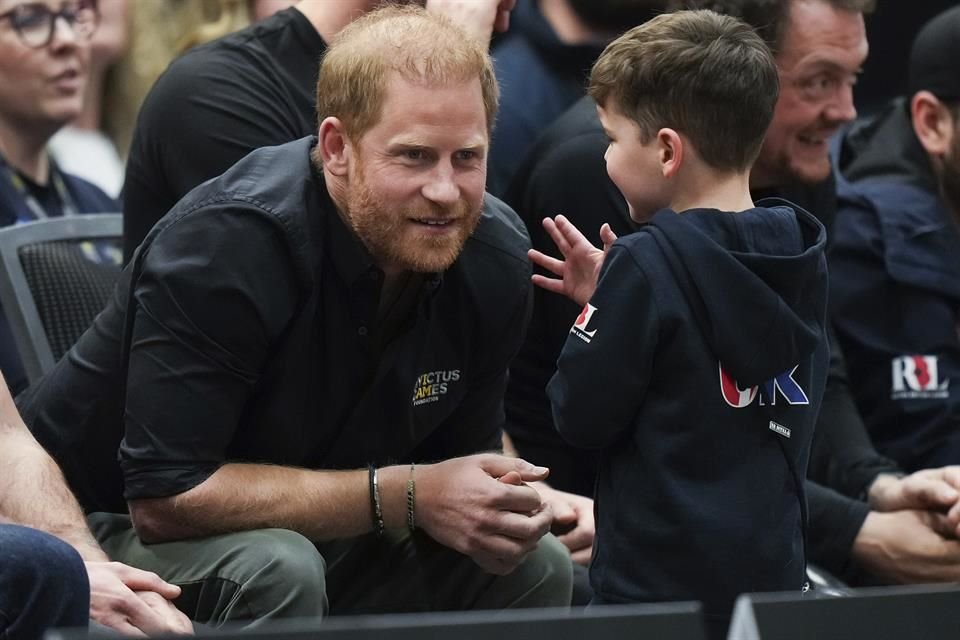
[0,2,99,49]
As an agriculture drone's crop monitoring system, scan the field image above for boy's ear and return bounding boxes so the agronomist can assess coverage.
[317,117,352,176]
[657,128,684,178]
[911,91,954,157]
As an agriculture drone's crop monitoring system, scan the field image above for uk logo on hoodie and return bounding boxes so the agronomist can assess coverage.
[719,363,810,408]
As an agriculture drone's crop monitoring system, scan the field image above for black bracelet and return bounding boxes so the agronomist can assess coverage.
[406,463,416,532]
[368,464,385,537]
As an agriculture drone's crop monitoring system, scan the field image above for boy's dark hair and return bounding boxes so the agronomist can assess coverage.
[589,9,779,172]
[666,0,875,55]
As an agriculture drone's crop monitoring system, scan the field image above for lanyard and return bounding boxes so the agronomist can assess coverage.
[0,155,79,221]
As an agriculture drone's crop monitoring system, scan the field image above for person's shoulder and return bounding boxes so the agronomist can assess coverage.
[176,7,307,61]
[176,137,313,209]
[149,138,320,273]
[612,221,664,253]
[465,194,531,266]
[451,196,532,312]
[149,9,312,95]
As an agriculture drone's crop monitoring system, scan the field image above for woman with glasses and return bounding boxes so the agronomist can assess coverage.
[0,0,117,397]
[0,8,191,634]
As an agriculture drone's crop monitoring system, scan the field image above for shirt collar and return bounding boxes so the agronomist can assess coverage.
[310,161,380,287]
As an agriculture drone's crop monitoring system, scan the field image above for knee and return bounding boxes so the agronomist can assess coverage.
[0,525,89,632]
[222,529,328,620]
[513,533,575,608]
[538,534,575,601]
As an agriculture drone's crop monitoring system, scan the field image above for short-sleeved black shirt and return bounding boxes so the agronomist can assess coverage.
[122,7,324,261]
[19,137,533,513]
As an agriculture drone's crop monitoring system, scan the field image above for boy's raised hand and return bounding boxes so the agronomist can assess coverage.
[528,215,618,307]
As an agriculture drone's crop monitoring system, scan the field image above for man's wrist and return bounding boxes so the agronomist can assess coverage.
[367,465,385,536]
[71,538,110,563]
[377,464,414,531]
[866,472,906,509]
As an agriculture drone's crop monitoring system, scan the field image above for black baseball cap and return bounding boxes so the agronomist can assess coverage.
[909,6,960,101]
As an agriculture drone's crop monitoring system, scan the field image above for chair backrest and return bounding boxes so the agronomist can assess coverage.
[49,602,707,640]
[0,214,123,383]
[728,584,960,640]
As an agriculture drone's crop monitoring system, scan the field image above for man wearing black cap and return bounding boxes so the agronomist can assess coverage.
[830,5,960,472]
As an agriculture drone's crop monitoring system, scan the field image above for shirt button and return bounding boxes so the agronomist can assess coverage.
[358,326,368,337]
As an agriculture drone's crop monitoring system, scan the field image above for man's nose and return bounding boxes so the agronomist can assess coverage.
[824,82,857,125]
[422,164,460,206]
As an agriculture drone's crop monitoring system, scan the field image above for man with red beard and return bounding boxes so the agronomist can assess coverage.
[17,5,572,628]
[830,6,960,472]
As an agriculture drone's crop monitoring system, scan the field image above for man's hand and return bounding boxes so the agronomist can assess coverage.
[534,484,594,566]
[528,215,618,307]
[86,561,193,636]
[425,0,517,42]
[415,454,553,575]
[868,468,960,517]
[852,510,960,584]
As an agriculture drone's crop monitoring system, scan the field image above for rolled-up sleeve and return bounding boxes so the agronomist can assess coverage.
[120,207,300,500]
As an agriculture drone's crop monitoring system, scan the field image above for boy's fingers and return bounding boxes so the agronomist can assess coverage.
[531,274,566,295]
[528,249,565,276]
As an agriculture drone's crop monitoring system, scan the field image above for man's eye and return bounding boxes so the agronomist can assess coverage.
[800,74,843,98]
[456,150,478,161]
[405,149,425,160]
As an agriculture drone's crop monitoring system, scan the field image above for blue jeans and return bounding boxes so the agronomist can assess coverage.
[0,524,89,638]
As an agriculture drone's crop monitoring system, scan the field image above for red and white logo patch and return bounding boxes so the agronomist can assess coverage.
[891,355,949,400]
[571,303,598,343]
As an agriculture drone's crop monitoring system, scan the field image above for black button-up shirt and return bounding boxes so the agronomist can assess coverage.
[19,137,533,513]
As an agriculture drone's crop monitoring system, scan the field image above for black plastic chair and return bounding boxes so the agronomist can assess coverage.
[0,214,122,384]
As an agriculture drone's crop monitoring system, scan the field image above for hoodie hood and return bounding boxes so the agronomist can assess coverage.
[832,98,960,300]
[836,98,937,193]
[646,202,827,387]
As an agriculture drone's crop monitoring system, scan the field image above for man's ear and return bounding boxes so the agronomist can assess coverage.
[658,128,684,178]
[317,117,351,176]
[912,91,955,157]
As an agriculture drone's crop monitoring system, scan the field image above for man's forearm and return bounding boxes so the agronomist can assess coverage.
[0,421,107,561]
[806,480,869,575]
[128,462,411,544]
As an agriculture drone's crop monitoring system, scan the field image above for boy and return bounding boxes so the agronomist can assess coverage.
[530,9,830,635]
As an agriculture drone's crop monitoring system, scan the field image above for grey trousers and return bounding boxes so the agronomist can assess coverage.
[88,513,573,628]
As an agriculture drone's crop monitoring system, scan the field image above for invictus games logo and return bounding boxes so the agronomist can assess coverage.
[891,355,949,400]
[412,369,461,406]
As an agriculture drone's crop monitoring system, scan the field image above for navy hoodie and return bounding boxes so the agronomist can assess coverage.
[830,100,960,470]
[548,203,829,621]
